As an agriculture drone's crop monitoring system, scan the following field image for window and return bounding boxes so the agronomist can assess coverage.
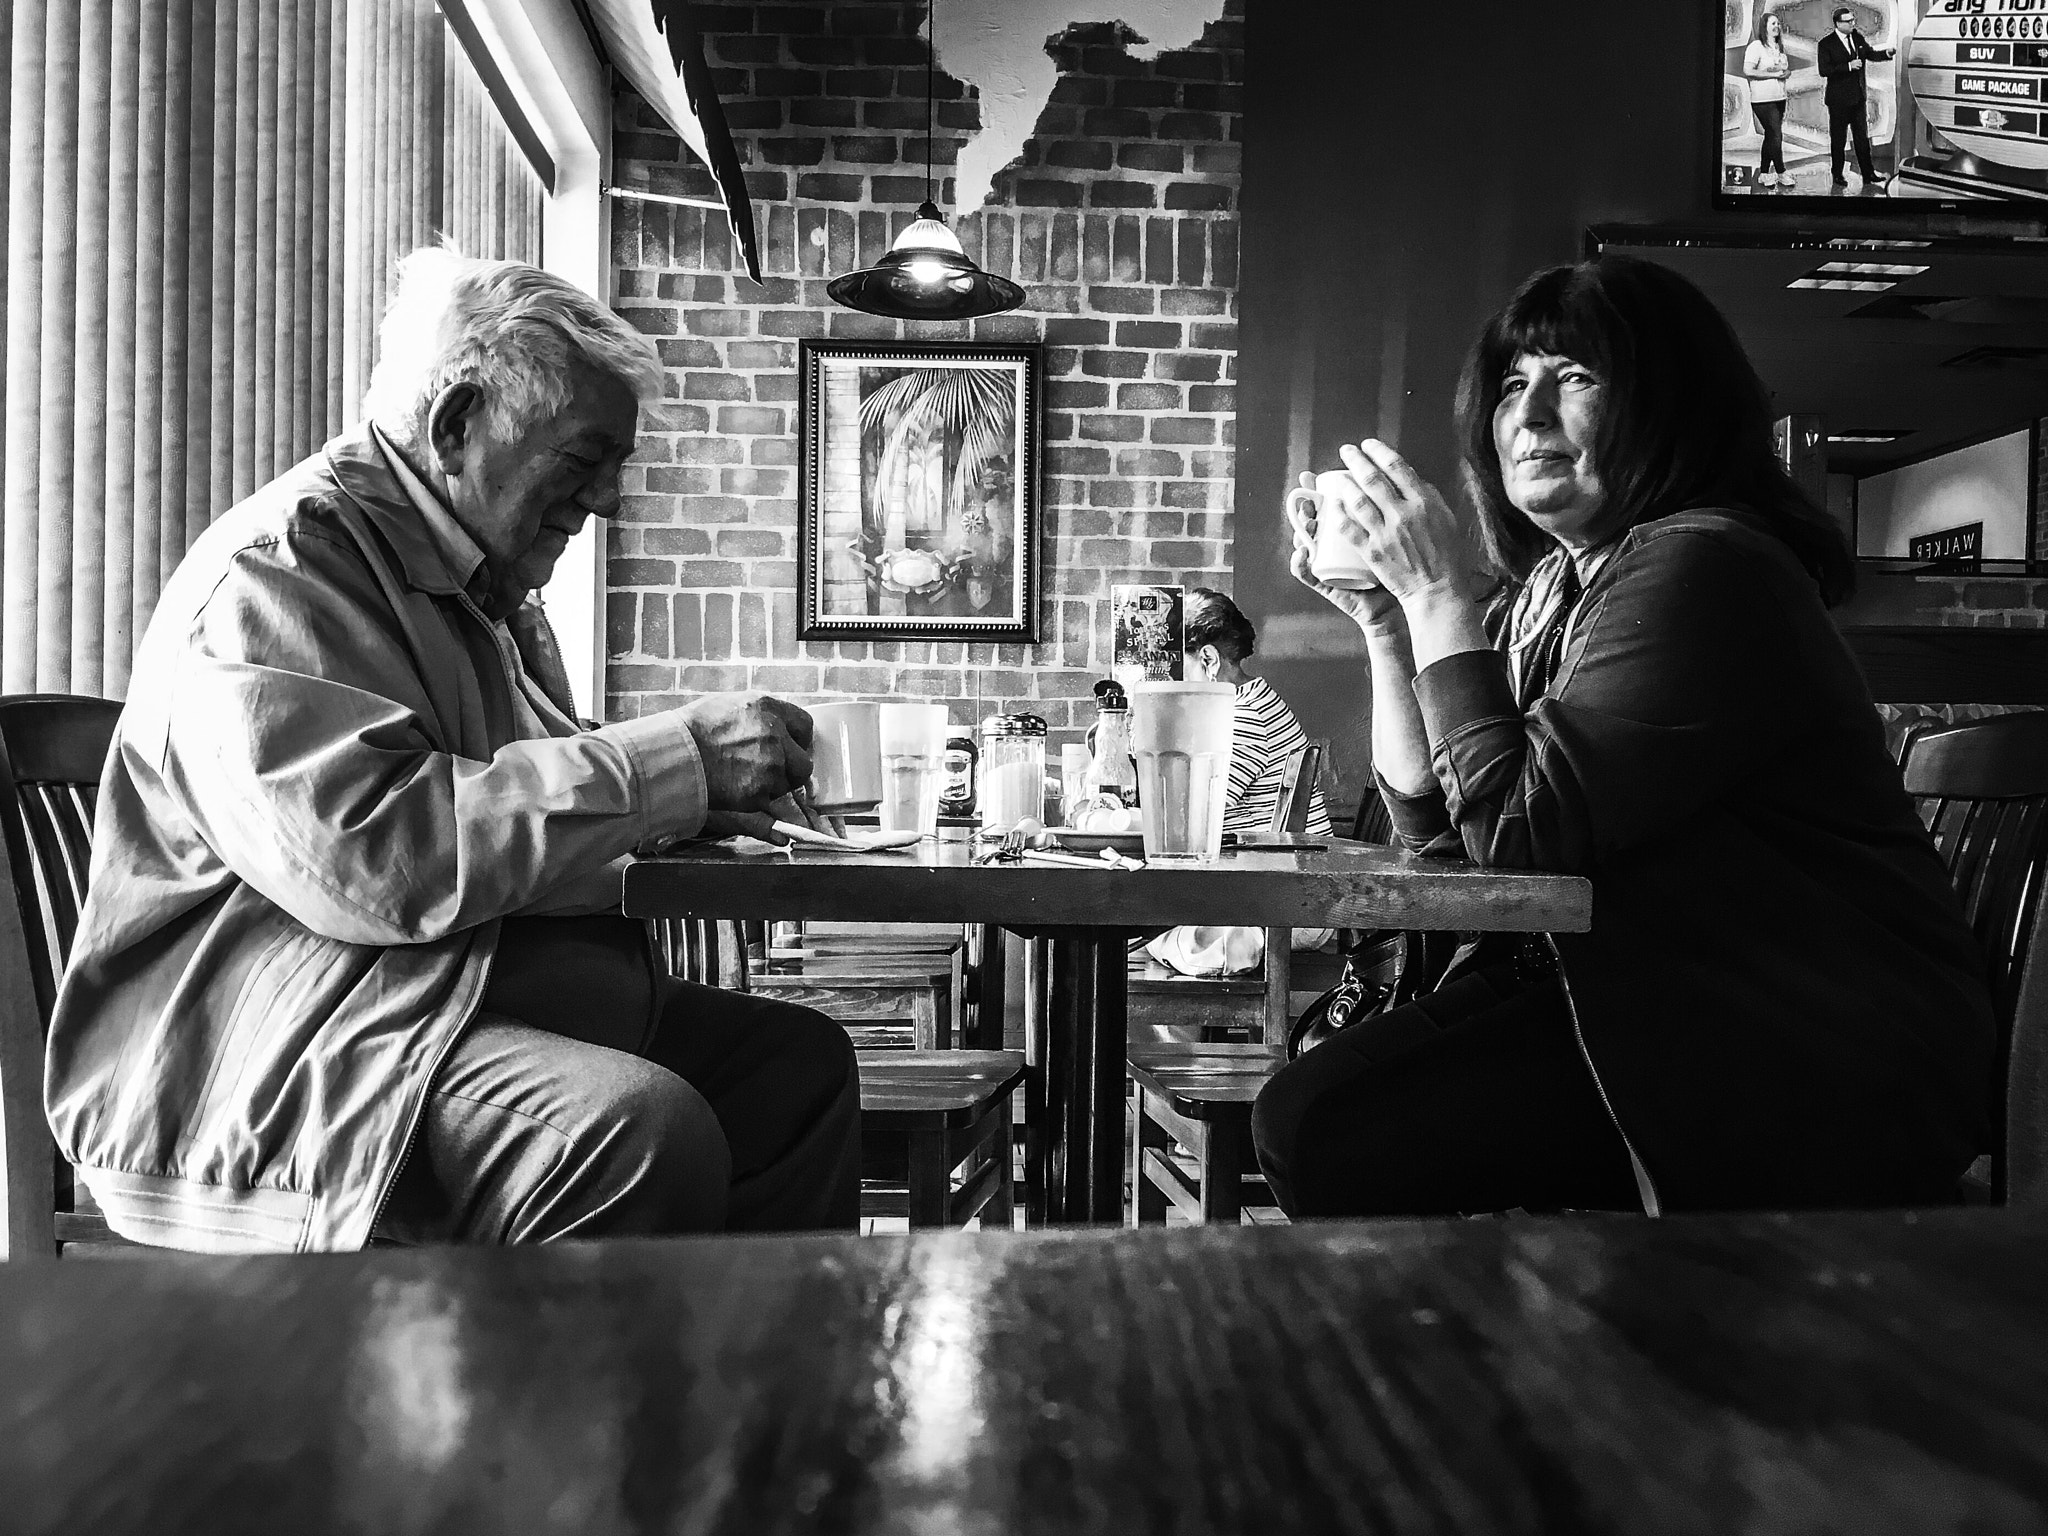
[0,0,543,696]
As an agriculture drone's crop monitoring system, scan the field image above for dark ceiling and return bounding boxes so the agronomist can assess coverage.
[1604,236,2048,475]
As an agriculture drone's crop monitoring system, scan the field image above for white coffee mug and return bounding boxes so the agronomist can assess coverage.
[808,700,884,812]
[1287,483,1379,592]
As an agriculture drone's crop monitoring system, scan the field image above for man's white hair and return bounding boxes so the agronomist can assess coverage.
[363,245,663,444]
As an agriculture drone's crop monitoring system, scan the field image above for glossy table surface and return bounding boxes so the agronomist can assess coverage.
[623,837,1593,933]
[7,1210,2047,1534]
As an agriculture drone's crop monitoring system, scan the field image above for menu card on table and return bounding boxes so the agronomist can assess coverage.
[1111,584,1184,688]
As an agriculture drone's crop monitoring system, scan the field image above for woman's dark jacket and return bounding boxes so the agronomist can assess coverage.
[1387,507,1995,1211]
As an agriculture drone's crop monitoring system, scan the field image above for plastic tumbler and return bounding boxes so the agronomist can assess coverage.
[877,703,950,838]
[1130,681,1236,862]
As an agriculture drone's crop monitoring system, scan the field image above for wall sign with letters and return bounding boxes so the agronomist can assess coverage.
[1909,522,1984,565]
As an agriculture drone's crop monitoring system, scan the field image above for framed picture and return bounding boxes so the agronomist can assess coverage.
[798,339,1042,642]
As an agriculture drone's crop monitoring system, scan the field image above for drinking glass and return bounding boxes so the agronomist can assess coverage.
[878,703,950,838]
[1130,681,1236,863]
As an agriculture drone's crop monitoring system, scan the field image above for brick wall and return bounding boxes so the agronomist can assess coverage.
[2035,419,2048,567]
[604,0,1245,748]
[1837,569,2048,629]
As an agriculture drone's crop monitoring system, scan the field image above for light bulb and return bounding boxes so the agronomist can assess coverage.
[904,257,950,286]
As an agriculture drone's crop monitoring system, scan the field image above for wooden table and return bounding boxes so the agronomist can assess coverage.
[624,841,1591,1224]
[7,1210,2047,1533]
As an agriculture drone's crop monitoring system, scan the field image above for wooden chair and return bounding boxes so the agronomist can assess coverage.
[750,919,975,1051]
[0,694,127,1259]
[662,918,1026,1229]
[1902,713,2048,1205]
[1127,1041,1281,1225]
[1124,742,1339,1226]
[859,1050,1023,1228]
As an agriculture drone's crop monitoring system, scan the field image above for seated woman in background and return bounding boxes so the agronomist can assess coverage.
[1183,587,1333,841]
[1254,254,1995,1218]
[1144,591,1334,978]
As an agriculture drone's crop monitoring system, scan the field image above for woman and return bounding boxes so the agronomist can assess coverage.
[1183,587,1334,840]
[1745,12,1793,188]
[1252,255,1994,1218]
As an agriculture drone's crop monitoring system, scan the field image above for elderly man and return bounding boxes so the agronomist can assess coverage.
[44,249,859,1251]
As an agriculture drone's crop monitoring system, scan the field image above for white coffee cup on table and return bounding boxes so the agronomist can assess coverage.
[1287,479,1380,591]
[808,700,884,813]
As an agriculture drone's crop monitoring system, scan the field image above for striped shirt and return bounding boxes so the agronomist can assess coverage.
[1225,676,1333,837]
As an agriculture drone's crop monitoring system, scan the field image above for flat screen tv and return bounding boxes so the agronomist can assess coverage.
[1715,0,2048,210]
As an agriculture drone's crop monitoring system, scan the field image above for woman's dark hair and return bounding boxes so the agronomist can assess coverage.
[1755,8,1784,44]
[1455,254,1854,605]
[1183,587,1256,662]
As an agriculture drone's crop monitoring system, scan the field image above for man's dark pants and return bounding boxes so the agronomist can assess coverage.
[376,915,861,1242]
[1830,102,1877,182]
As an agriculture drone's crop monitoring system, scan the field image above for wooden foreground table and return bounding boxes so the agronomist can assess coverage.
[5,1211,2046,1533]
[624,839,1592,1224]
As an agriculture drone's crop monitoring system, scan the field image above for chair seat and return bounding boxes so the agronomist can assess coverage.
[859,1050,1025,1231]
[1127,1041,1283,1120]
[859,1049,1026,1126]
[1127,958,1266,997]
[805,920,964,944]
[757,960,955,988]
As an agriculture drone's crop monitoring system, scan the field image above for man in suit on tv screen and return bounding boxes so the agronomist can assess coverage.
[1818,5,1896,193]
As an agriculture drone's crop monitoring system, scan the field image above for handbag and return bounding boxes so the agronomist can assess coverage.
[1286,927,1462,1059]
[1285,928,1562,1060]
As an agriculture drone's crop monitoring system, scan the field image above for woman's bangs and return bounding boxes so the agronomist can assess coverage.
[1489,272,1620,380]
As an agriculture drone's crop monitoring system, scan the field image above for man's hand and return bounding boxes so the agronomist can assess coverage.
[676,694,815,812]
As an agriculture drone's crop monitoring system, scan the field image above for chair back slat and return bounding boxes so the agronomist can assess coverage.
[52,785,96,905]
[0,698,120,1024]
[1900,714,2048,1205]
[1943,801,1998,927]
[0,695,121,1261]
[1270,740,1325,838]
[14,798,69,1024]
[19,784,92,1016]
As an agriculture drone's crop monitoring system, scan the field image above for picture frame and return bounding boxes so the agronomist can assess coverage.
[797,339,1042,643]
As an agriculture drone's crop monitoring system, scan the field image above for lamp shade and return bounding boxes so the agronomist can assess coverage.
[826,202,1024,320]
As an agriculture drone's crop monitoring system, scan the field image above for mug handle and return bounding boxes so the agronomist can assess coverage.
[1285,485,1319,523]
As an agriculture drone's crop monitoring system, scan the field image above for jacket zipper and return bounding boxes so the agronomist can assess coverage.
[1546,932,1662,1217]
[364,935,498,1243]
[366,585,517,1243]
[531,600,583,728]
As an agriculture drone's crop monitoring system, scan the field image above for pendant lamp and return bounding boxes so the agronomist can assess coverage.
[826,0,1024,321]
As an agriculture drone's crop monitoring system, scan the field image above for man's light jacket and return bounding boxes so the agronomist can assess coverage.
[44,426,706,1252]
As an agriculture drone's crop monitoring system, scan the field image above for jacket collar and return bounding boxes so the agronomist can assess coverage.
[324,425,487,600]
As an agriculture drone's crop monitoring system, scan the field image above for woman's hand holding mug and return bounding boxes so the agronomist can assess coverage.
[1333,440,1493,609]
[1288,442,1494,631]
[1286,471,1404,635]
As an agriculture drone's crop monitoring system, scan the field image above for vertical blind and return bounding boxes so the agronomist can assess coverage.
[0,0,543,698]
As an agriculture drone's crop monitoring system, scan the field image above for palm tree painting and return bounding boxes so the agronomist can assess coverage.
[802,343,1040,642]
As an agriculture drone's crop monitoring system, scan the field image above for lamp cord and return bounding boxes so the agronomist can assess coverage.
[926,0,935,205]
